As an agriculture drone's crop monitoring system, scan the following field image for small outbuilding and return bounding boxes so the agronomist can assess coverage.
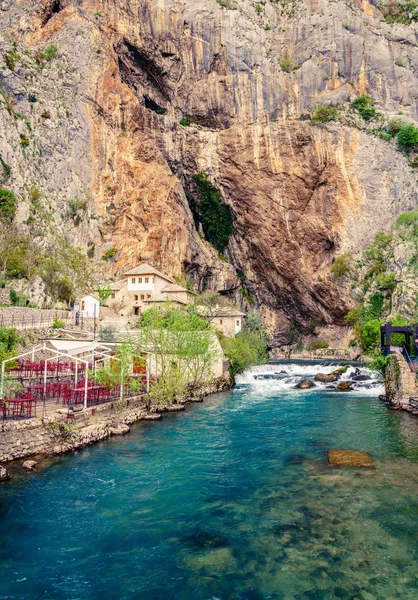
[77,295,100,318]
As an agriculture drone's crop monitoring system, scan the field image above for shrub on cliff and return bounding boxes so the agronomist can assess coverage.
[0,326,20,368]
[351,96,376,121]
[331,253,353,280]
[397,125,418,151]
[311,105,338,123]
[0,188,17,223]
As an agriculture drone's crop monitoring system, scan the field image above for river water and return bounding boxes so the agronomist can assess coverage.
[1,362,418,599]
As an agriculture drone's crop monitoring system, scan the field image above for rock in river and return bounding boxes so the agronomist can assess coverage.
[295,379,315,389]
[336,381,353,391]
[0,465,10,480]
[328,450,373,467]
[315,373,337,383]
[22,460,37,470]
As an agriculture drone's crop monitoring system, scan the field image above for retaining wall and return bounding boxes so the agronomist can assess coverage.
[385,353,418,407]
[0,376,231,464]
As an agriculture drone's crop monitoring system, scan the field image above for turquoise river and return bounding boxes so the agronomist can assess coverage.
[1,362,418,600]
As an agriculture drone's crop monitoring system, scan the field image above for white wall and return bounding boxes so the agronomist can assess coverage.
[79,296,100,318]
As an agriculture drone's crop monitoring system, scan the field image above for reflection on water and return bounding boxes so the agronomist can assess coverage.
[1,362,418,599]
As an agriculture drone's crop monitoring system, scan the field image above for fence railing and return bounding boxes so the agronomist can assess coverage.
[0,309,71,331]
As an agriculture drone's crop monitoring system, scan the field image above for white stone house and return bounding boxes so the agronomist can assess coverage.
[78,295,100,318]
[123,264,176,315]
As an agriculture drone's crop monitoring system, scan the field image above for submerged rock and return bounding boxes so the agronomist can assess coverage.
[0,465,10,480]
[336,381,353,391]
[315,373,337,383]
[22,460,37,471]
[295,379,315,389]
[328,450,373,467]
[330,365,349,378]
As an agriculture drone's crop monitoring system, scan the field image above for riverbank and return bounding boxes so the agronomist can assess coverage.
[0,375,232,476]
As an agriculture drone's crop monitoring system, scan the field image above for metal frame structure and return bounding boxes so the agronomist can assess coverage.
[0,346,90,415]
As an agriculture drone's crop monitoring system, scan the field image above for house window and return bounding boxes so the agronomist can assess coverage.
[138,277,142,283]
[220,319,223,324]
[147,294,151,298]
[132,278,136,284]
[111,293,115,299]
[141,294,145,300]
[134,295,138,302]
[145,277,149,283]
[236,320,240,326]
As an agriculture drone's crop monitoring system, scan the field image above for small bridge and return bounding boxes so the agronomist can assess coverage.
[381,323,418,372]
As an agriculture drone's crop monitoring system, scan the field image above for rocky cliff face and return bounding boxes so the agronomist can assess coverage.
[1,0,417,342]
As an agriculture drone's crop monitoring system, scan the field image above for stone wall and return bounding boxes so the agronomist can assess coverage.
[0,376,231,464]
[385,354,418,407]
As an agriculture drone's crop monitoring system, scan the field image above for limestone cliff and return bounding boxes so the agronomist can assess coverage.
[1,0,418,342]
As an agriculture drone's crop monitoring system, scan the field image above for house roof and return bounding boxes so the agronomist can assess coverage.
[123,263,174,282]
[79,294,100,302]
[108,280,127,291]
[161,283,195,295]
[214,306,246,317]
[143,294,188,305]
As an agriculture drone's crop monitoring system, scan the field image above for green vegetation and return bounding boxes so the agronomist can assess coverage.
[52,317,66,329]
[138,304,216,403]
[0,327,19,367]
[380,0,418,24]
[179,118,190,126]
[397,124,418,151]
[0,189,17,223]
[36,44,58,64]
[308,339,329,350]
[331,253,353,280]
[102,247,118,262]
[311,105,338,123]
[220,327,269,376]
[192,172,234,254]
[98,283,112,305]
[0,155,11,184]
[351,96,376,121]
[19,134,30,148]
[387,118,406,137]
[4,50,18,71]
[280,58,299,73]
[66,199,87,225]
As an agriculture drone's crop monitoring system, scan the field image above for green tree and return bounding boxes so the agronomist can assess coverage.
[137,304,217,403]
[221,328,268,376]
[98,282,112,305]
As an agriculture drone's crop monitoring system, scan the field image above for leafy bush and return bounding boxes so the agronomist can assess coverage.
[308,339,329,350]
[102,247,118,262]
[280,58,298,73]
[9,289,18,306]
[19,134,30,148]
[220,328,268,376]
[380,0,418,24]
[52,317,66,329]
[0,188,17,223]
[375,272,396,292]
[0,326,20,368]
[397,125,418,151]
[4,51,18,71]
[351,95,376,120]
[311,105,338,123]
[179,118,190,126]
[331,253,353,280]
[361,319,381,351]
[387,117,406,136]
[396,209,418,230]
[38,45,58,62]
[368,292,384,317]
[193,172,234,254]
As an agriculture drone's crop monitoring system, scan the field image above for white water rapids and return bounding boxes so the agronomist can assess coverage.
[235,362,385,396]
